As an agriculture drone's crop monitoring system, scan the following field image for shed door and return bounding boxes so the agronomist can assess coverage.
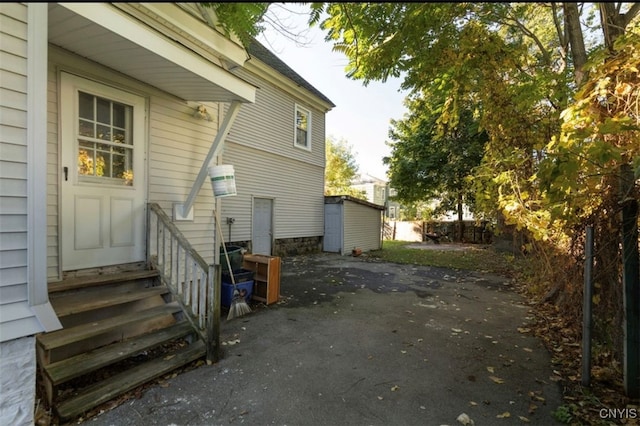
[60,73,146,271]
[323,203,342,253]
[252,198,273,255]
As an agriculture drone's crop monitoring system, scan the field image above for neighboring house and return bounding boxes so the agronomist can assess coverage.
[387,187,404,220]
[350,173,409,220]
[351,173,388,206]
[0,3,333,424]
[351,173,389,213]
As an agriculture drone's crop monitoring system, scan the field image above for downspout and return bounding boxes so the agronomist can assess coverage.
[174,100,242,220]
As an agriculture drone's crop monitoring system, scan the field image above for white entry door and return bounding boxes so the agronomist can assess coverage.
[60,73,146,271]
[252,198,273,255]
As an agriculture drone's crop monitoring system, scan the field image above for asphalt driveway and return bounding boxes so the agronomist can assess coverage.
[85,252,562,426]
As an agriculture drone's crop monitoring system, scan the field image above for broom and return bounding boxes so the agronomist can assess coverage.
[215,209,251,320]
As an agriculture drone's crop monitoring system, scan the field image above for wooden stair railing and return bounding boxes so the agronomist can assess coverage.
[35,204,222,421]
[147,202,221,362]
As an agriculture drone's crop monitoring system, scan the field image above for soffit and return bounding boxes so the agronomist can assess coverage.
[48,3,256,103]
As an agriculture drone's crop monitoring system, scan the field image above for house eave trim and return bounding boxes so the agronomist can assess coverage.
[116,3,249,69]
[246,60,335,112]
[57,3,256,103]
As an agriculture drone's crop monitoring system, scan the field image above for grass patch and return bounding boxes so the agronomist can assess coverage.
[369,240,528,277]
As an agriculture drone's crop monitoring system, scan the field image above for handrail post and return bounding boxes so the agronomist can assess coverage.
[207,264,221,363]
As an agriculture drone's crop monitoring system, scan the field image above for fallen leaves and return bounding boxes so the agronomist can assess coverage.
[489,375,505,384]
[496,411,511,418]
[456,412,475,425]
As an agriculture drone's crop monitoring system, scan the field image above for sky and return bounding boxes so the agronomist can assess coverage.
[256,4,409,181]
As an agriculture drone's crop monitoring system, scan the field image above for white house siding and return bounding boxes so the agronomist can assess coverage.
[1,2,30,334]
[1,4,45,425]
[343,200,383,253]
[147,96,221,263]
[1,2,51,338]
[46,47,228,277]
[220,141,325,242]
[225,68,325,168]
[218,67,326,252]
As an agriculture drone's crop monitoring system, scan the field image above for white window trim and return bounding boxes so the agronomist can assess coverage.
[294,104,312,151]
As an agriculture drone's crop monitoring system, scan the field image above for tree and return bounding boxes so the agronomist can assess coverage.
[385,96,487,240]
[324,136,365,198]
[318,1,639,398]
[199,3,270,47]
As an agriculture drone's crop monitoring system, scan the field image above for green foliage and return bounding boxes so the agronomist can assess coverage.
[385,94,487,218]
[319,2,577,243]
[200,3,270,46]
[324,136,365,199]
[537,22,640,227]
[552,404,577,424]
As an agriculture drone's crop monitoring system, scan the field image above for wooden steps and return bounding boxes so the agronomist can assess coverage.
[49,269,159,293]
[49,284,170,317]
[45,321,197,385]
[37,269,206,422]
[56,340,206,421]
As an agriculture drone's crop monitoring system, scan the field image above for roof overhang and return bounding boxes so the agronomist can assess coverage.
[48,3,256,103]
[245,59,335,113]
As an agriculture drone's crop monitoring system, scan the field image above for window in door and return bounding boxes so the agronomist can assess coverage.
[77,91,134,186]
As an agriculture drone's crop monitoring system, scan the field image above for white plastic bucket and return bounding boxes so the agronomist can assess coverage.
[208,165,237,198]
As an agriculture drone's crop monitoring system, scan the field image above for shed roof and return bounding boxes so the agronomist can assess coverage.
[324,195,386,210]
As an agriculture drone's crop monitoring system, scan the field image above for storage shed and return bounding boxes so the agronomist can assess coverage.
[324,195,385,255]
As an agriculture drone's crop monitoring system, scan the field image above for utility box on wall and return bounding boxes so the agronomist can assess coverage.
[323,195,385,255]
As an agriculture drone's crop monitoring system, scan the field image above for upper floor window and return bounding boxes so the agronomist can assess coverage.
[295,104,311,150]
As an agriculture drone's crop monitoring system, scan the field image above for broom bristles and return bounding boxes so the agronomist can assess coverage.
[227,290,251,320]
